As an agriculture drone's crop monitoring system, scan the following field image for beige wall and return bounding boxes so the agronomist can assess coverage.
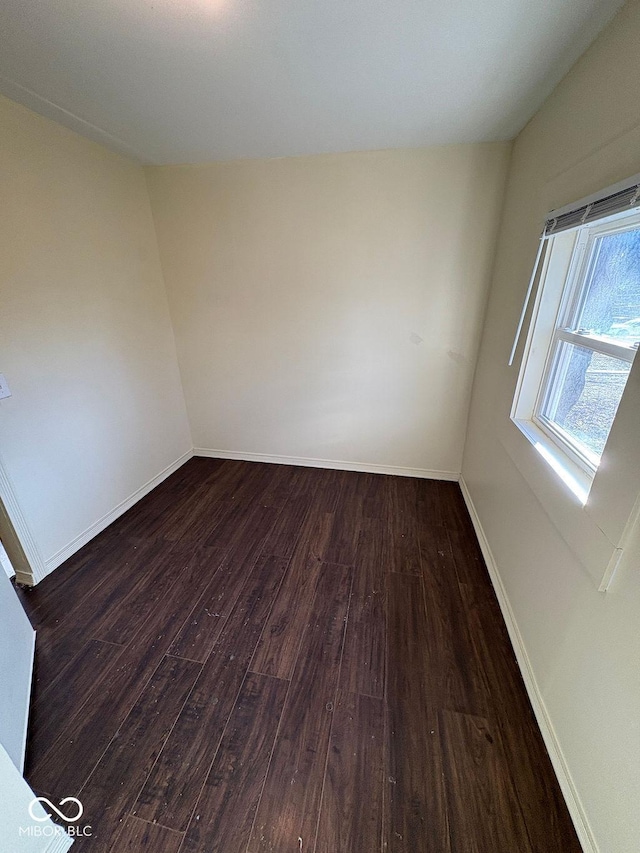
[463,3,640,851]
[0,95,192,577]
[145,144,510,476]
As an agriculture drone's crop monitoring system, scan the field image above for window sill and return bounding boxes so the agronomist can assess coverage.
[499,409,623,590]
[511,418,593,505]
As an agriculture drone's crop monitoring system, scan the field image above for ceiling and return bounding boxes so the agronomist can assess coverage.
[0,0,625,165]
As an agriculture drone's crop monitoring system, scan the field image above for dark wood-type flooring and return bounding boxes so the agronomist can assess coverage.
[17,458,582,852]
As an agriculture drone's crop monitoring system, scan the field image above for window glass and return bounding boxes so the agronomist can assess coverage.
[539,341,631,458]
[576,228,640,347]
[513,208,640,498]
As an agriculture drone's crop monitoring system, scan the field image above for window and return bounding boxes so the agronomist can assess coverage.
[512,202,640,502]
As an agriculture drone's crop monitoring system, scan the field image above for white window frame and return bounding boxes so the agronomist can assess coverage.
[511,208,640,503]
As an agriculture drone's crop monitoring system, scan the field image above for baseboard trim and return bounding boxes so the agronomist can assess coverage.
[42,450,194,579]
[194,447,459,481]
[458,476,597,853]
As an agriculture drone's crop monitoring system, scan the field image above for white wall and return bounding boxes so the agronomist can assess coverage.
[0,742,73,853]
[462,2,640,851]
[0,568,34,770]
[0,95,192,580]
[146,144,510,477]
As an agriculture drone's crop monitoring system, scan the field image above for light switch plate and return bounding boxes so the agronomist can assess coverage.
[0,374,12,400]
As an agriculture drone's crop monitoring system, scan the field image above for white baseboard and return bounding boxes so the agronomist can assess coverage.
[42,450,194,579]
[193,447,459,481]
[458,475,597,853]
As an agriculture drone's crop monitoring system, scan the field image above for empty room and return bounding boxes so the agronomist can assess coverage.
[1,0,639,851]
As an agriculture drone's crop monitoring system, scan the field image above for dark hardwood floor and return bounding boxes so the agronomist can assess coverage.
[17,458,582,852]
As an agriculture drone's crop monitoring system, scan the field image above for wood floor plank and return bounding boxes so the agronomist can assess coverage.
[361,472,387,520]
[258,464,301,509]
[203,459,253,498]
[110,467,217,541]
[166,456,226,489]
[169,462,279,547]
[159,482,229,543]
[339,518,386,698]
[165,493,233,546]
[28,548,222,794]
[134,554,288,831]
[308,467,344,514]
[181,672,288,853]
[439,709,533,853]
[459,581,582,853]
[315,690,384,853]
[208,459,276,506]
[166,547,245,663]
[93,541,203,646]
[24,459,581,853]
[437,482,490,589]
[384,477,421,575]
[32,537,172,692]
[13,525,131,627]
[385,572,450,853]
[204,497,279,553]
[419,526,488,715]
[35,541,214,694]
[250,511,336,680]
[416,479,445,531]
[27,639,119,767]
[261,492,312,559]
[248,564,352,853]
[457,580,525,715]
[77,654,202,853]
[114,816,184,853]
[323,471,365,566]
[27,534,162,635]
[171,463,276,551]
[416,486,447,572]
[169,507,280,662]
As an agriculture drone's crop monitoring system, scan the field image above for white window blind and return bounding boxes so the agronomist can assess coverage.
[544,180,640,236]
[509,173,640,365]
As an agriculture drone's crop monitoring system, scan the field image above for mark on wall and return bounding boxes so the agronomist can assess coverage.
[447,350,467,366]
